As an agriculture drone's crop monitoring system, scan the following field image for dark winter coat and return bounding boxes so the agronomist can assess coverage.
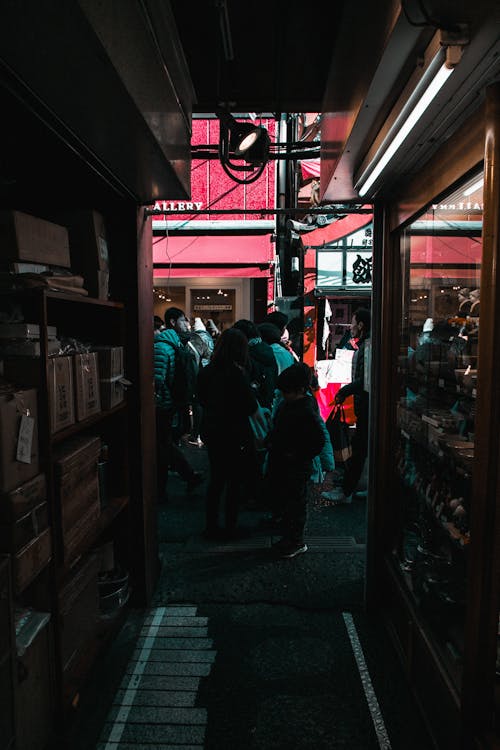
[247,338,278,408]
[267,395,326,477]
[197,362,258,448]
[153,328,180,412]
[337,335,370,417]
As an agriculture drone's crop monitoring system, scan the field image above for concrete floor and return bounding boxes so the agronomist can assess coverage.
[68,443,434,750]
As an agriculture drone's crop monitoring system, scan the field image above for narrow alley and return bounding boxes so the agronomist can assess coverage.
[68,444,433,750]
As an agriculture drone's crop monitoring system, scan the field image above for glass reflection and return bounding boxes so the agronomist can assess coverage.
[394,173,483,686]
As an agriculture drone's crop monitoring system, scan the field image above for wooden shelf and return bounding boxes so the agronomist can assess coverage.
[45,289,124,309]
[62,600,129,713]
[51,402,127,444]
[0,286,124,309]
[60,496,129,578]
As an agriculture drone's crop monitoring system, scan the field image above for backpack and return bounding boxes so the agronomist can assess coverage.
[168,340,199,408]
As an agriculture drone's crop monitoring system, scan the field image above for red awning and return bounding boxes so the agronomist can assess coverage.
[154,266,271,278]
[300,158,321,180]
[303,212,373,246]
[153,233,273,265]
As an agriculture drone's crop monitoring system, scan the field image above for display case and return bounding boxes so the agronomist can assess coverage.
[392,173,483,688]
[373,89,500,749]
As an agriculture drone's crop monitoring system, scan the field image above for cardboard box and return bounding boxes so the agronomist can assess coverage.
[0,210,70,268]
[64,209,109,270]
[54,435,101,477]
[59,554,99,671]
[54,436,101,559]
[0,389,39,493]
[95,346,123,380]
[15,610,53,750]
[73,352,101,421]
[0,323,57,340]
[0,339,61,357]
[59,461,100,533]
[63,497,100,562]
[0,502,48,552]
[100,379,125,410]
[48,356,75,433]
[0,474,46,523]
[13,527,52,594]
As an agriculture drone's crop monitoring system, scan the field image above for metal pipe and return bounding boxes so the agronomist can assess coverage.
[145,207,372,217]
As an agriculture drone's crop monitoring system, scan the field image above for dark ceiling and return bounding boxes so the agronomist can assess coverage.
[169,0,346,113]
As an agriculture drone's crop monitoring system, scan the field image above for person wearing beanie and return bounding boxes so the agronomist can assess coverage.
[233,319,278,408]
[265,310,300,361]
[258,322,295,375]
[323,307,371,505]
[193,317,206,332]
[266,363,326,558]
[265,310,288,334]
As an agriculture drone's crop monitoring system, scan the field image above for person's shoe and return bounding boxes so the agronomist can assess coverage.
[353,489,368,500]
[320,488,352,505]
[279,541,308,559]
[186,471,204,492]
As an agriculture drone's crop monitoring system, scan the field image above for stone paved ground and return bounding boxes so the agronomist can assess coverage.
[68,444,433,749]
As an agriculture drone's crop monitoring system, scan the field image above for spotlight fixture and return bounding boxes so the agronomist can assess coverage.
[216,108,271,184]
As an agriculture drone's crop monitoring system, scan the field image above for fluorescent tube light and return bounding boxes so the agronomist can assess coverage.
[358,63,454,197]
[463,178,484,196]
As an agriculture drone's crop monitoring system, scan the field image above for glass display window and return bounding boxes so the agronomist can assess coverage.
[393,172,483,688]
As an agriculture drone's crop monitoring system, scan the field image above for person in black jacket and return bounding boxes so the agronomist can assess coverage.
[330,307,371,504]
[233,319,278,408]
[197,328,258,539]
[267,363,326,558]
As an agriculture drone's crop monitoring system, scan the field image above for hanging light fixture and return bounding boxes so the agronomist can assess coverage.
[355,29,467,198]
[216,108,271,184]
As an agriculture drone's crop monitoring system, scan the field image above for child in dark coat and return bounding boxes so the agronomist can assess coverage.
[266,363,326,558]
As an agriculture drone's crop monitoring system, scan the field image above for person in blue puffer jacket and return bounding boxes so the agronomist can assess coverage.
[154,307,203,500]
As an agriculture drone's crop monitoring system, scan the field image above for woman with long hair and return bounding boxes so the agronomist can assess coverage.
[197,327,258,539]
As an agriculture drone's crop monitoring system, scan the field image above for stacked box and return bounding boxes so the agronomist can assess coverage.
[58,554,100,671]
[95,346,125,410]
[0,388,39,493]
[0,502,49,552]
[14,609,54,750]
[4,357,74,434]
[49,357,75,433]
[0,210,71,267]
[60,210,109,299]
[0,474,47,524]
[53,436,101,561]
[100,379,125,410]
[95,346,123,380]
[13,528,52,594]
[73,352,101,421]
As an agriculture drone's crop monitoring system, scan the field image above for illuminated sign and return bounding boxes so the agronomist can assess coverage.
[153,201,203,212]
[431,202,483,211]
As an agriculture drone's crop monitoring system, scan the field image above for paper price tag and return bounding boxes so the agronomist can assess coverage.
[17,415,35,464]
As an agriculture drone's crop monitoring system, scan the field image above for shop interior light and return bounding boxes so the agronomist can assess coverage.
[357,62,455,197]
[463,177,484,196]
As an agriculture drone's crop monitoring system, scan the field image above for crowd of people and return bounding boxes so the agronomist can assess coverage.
[153,305,371,559]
